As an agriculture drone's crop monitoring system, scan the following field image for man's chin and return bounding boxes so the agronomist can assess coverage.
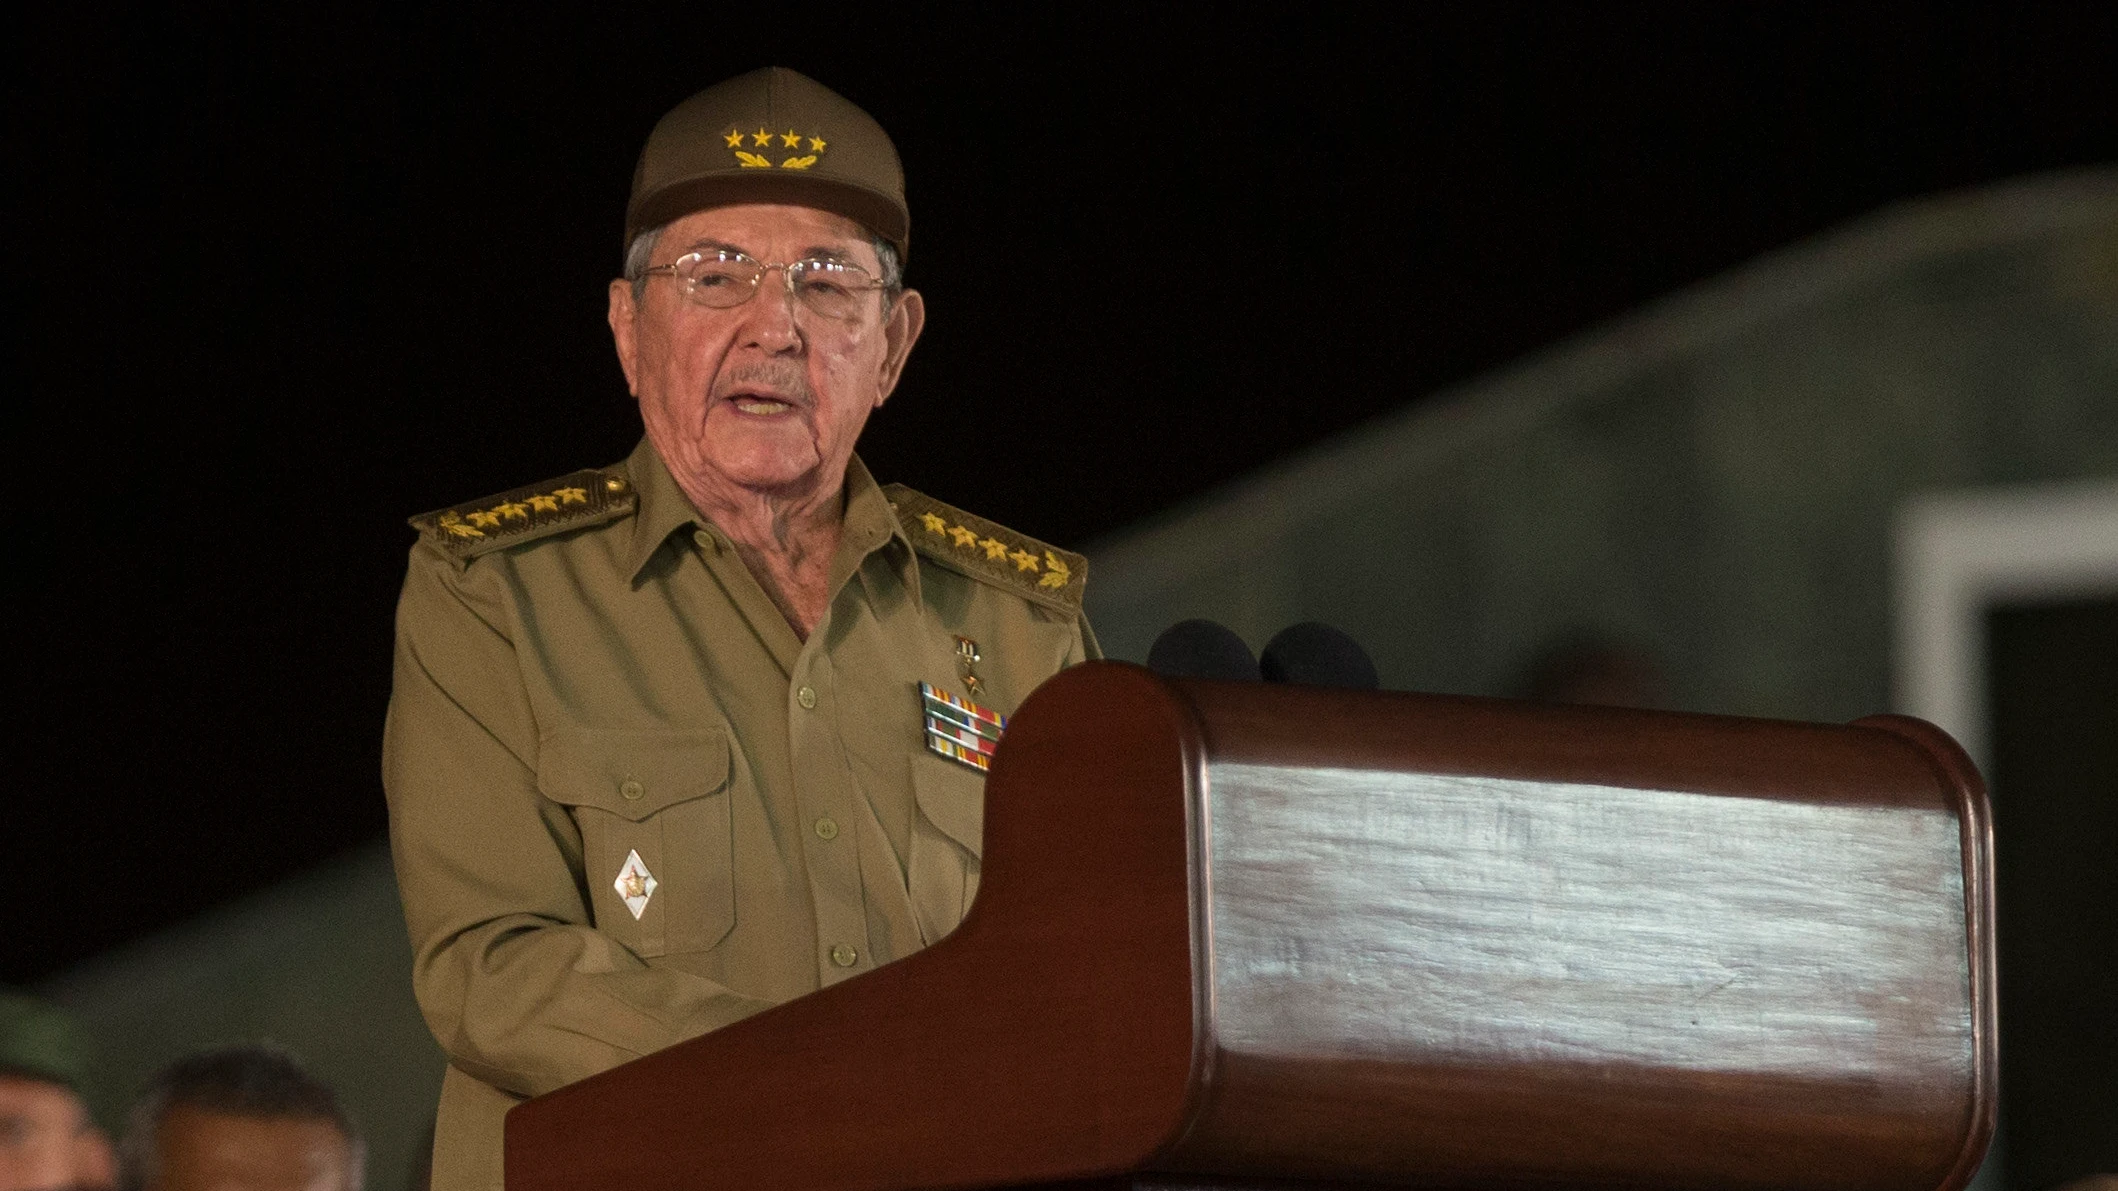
[699,448,830,497]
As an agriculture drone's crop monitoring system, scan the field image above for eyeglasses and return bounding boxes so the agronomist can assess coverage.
[641,250,889,320]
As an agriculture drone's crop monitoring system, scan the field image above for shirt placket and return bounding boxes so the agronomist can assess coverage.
[788,637,872,985]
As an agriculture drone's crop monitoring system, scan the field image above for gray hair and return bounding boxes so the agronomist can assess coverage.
[624,224,903,312]
[118,1044,364,1191]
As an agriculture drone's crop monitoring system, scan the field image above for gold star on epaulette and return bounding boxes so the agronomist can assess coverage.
[881,483,1088,614]
[410,468,637,566]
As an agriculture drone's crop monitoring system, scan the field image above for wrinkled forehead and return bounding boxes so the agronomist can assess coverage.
[657,203,882,267]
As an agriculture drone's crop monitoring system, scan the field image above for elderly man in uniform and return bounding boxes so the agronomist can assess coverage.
[384,68,1096,1189]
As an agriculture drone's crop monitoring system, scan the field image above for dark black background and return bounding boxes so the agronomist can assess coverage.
[9,6,2115,983]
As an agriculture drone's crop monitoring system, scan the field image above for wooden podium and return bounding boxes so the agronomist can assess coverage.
[507,662,1995,1191]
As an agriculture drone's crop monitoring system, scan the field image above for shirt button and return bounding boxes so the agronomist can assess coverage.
[830,943,858,968]
[692,528,716,552]
[797,685,817,709]
[619,779,644,801]
[813,816,840,840]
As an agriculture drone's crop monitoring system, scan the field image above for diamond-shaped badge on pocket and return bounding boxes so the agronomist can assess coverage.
[614,849,658,920]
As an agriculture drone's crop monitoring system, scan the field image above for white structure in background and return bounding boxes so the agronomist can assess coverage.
[1895,479,2118,770]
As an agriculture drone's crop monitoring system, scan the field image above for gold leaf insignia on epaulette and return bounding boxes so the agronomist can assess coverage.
[409,468,636,564]
[437,513,484,540]
[881,483,1087,613]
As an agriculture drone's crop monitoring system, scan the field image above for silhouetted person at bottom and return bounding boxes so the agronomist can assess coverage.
[118,1047,360,1191]
[0,991,117,1191]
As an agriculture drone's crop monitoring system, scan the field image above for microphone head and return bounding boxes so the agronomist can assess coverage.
[1146,619,1260,681]
[1259,621,1380,689]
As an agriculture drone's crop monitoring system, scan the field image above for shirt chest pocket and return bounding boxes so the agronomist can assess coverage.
[537,726,735,959]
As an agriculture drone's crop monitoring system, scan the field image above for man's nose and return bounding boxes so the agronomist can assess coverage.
[738,268,802,352]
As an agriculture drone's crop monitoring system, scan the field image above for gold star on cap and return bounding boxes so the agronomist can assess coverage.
[723,130,743,148]
[752,127,772,146]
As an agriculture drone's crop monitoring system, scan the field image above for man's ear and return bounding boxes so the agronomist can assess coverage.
[873,288,926,408]
[607,279,642,396]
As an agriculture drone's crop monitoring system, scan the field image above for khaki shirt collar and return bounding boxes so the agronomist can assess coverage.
[623,437,704,582]
[622,439,918,605]
[839,453,921,608]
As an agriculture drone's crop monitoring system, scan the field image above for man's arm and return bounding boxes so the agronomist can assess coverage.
[382,548,775,1099]
[1075,613,1103,663]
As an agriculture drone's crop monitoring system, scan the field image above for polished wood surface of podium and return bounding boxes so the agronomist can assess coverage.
[507,662,1993,1191]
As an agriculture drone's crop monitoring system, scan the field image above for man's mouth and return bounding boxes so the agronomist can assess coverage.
[714,363,815,419]
[726,392,798,417]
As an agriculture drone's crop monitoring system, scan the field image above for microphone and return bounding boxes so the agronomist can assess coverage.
[1145,619,1260,681]
[1259,621,1379,689]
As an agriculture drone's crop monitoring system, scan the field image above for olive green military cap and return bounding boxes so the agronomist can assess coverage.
[627,67,909,261]
[0,990,91,1090]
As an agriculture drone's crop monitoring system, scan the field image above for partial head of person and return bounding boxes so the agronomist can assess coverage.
[117,1047,360,1191]
[607,67,925,510]
[0,992,116,1191]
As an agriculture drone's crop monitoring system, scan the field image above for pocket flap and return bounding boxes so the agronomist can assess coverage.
[537,726,730,822]
[912,757,985,857]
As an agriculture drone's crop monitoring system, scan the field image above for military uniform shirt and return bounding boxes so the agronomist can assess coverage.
[383,438,1096,1190]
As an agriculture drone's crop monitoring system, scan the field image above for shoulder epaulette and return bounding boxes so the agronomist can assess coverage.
[884,483,1087,614]
[409,468,636,563]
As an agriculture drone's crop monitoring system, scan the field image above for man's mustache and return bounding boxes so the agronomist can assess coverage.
[714,362,815,407]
